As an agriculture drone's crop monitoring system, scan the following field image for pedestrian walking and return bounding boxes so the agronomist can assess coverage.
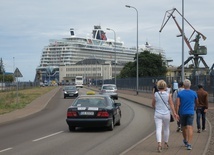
[153,81,158,94]
[152,80,178,153]
[166,84,172,95]
[173,80,178,93]
[176,79,198,150]
[196,84,208,133]
[172,81,184,132]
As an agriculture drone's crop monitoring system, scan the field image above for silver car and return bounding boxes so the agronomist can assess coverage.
[99,84,118,100]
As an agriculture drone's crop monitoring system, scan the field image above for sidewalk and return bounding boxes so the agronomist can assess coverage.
[117,89,211,155]
[0,87,211,155]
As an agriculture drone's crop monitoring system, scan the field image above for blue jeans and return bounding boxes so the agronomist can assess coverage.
[196,107,206,130]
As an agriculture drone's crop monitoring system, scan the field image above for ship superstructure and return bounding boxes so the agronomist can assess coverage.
[36,25,165,83]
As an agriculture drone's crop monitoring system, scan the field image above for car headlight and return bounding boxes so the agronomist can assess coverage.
[64,91,68,94]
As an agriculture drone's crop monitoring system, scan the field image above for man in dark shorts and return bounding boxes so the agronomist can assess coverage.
[176,79,198,150]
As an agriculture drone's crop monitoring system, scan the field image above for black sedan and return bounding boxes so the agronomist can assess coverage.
[66,94,121,131]
[63,85,79,98]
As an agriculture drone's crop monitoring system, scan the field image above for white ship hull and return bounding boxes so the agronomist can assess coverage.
[35,25,164,83]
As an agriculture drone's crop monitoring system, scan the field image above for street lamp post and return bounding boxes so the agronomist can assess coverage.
[125,5,139,95]
[181,0,185,82]
[106,28,117,85]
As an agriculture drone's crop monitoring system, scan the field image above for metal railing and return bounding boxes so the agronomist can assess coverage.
[101,75,214,103]
[0,81,41,92]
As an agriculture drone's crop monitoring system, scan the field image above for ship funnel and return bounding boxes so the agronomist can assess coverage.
[92,25,107,40]
[70,28,75,36]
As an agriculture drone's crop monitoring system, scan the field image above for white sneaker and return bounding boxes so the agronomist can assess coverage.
[187,144,192,150]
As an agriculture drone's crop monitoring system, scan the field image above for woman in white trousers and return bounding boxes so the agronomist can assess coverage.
[152,80,178,153]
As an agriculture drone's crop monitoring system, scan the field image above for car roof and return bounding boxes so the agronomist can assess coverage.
[102,84,116,86]
[101,84,117,89]
[64,85,76,88]
[79,94,110,98]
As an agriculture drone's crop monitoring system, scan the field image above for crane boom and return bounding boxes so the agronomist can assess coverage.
[159,8,209,75]
[159,8,207,56]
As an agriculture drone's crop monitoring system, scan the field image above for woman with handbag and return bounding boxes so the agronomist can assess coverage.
[152,80,178,153]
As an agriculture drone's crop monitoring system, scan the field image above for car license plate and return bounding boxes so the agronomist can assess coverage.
[69,93,74,96]
[80,111,94,115]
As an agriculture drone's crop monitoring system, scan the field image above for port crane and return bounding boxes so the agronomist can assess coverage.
[159,8,209,75]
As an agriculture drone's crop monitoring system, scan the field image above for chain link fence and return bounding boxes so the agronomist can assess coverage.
[0,81,40,91]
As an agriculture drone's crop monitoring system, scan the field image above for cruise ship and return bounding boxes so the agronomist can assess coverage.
[35,25,165,83]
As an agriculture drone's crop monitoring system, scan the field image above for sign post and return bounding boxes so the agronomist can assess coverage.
[14,68,23,104]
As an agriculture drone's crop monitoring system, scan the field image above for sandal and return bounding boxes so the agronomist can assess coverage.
[164,142,169,149]
[157,145,162,153]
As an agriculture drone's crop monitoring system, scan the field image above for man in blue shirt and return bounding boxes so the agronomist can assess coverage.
[176,79,198,150]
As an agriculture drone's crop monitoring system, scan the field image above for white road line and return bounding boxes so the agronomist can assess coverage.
[0,148,13,153]
[32,131,64,142]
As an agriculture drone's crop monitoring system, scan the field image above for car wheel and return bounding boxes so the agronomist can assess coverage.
[116,118,121,126]
[69,126,76,132]
[108,120,114,131]
[64,96,66,99]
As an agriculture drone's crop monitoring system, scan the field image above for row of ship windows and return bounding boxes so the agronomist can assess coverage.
[66,67,102,72]
[41,53,134,59]
[66,73,102,77]
[44,45,136,53]
[41,54,133,59]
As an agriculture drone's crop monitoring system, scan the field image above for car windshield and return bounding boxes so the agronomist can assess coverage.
[64,86,76,90]
[73,97,107,107]
[103,86,116,90]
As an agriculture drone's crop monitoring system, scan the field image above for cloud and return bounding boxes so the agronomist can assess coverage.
[0,0,213,81]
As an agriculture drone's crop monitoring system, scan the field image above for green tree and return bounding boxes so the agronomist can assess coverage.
[119,62,136,78]
[0,58,14,82]
[0,74,14,82]
[118,50,167,78]
[0,58,5,74]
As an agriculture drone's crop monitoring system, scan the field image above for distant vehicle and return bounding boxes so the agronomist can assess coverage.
[99,84,118,100]
[40,82,45,87]
[44,81,49,86]
[75,76,83,88]
[66,94,121,131]
[63,85,79,98]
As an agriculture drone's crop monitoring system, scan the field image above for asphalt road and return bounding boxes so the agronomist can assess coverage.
[0,88,155,155]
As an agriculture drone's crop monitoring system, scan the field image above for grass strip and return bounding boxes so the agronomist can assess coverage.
[0,86,56,114]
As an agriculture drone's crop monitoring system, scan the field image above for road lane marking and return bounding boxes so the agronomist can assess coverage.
[0,148,13,153]
[32,131,64,142]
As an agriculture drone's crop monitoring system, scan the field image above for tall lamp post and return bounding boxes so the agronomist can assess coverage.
[106,28,117,85]
[181,0,185,82]
[125,5,139,95]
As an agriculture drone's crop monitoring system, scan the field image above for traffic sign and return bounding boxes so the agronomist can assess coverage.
[14,68,23,77]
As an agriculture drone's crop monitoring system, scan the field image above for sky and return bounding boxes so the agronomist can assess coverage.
[0,0,213,81]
